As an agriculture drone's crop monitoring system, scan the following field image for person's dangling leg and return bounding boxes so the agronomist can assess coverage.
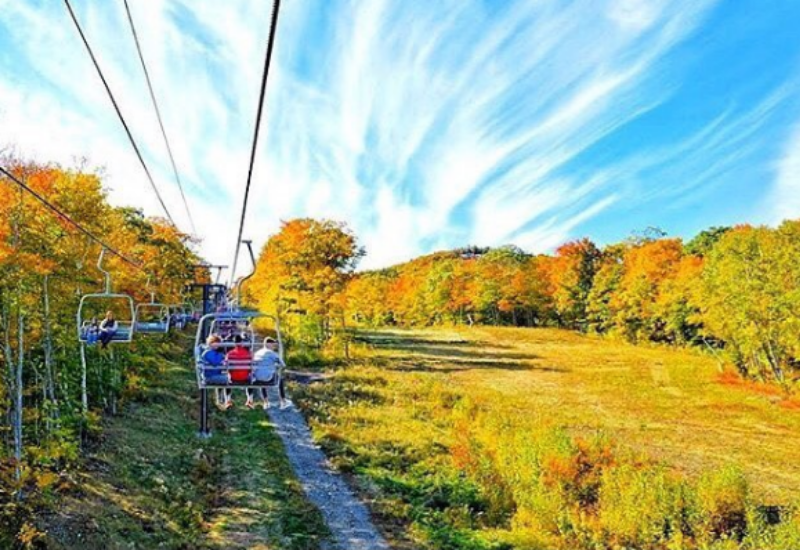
[245,388,256,409]
[278,377,292,409]
[224,388,233,408]
[259,387,270,410]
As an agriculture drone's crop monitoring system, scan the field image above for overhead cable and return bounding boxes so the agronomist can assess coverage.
[122,0,197,235]
[230,0,282,283]
[0,165,143,269]
[63,0,177,228]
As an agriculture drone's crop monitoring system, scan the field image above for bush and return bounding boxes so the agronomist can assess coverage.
[695,466,750,542]
[599,464,694,548]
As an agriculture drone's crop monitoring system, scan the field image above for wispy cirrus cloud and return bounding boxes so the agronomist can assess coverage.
[1,0,798,275]
[262,0,723,266]
[769,121,800,223]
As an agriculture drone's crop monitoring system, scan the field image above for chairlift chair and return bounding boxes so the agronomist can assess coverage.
[77,248,135,345]
[134,275,171,334]
[193,311,283,390]
[169,303,194,331]
[134,301,171,333]
[181,301,199,324]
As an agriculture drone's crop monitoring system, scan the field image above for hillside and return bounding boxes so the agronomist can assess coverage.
[296,326,800,549]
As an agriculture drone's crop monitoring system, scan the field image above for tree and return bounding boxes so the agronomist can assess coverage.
[542,238,601,329]
[684,227,731,257]
[249,219,364,346]
[0,158,199,514]
[698,223,800,381]
[610,238,684,343]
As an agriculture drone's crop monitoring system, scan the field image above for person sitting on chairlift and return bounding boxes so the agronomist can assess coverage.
[98,311,118,349]
[85,316,100,345]
[224,334,252,407]
[201,334,229,408]
[246,337,292,410]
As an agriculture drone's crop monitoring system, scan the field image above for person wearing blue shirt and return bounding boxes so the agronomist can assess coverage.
[201,334,229,408]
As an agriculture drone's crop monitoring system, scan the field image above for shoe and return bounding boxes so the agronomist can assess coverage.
[262,402,271,410]
[279,399,293,410]
[225,400,234,409]
[245,400,255,409]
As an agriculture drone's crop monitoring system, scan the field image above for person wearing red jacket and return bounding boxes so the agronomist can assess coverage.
[224,334,252,407]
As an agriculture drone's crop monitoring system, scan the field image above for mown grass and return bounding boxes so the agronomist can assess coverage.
[38,337,328,550]
[294,326,800,549]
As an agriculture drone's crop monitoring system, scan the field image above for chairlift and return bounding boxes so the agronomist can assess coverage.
[193,311,283,391]
[195,240,280,437]
[181,300,200,324]
[134,278,171,334]
[77,248,135,345]
[169,303,196,331]
[134,301,171,334]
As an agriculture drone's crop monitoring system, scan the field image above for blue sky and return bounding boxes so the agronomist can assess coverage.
[1,0,799,275]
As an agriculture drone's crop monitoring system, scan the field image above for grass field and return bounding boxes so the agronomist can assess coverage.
[295,326,800,549]
[38,339,328,550]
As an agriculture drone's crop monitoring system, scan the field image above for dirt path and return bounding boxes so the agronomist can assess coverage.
[266,385,390,550]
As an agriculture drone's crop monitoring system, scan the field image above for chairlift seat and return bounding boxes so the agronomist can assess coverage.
[199,363,230,386]
[77,292,135,344]
[134,303,171,335]
[135,321,169,333]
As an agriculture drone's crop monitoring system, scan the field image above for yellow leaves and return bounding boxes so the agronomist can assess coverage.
[34,471,59,490]
[17,522,45,547]
[0,159,199,314]
[251,218,362,318]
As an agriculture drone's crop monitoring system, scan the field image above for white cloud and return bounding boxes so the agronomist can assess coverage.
[0,0,751,277]
[769,122,800,222]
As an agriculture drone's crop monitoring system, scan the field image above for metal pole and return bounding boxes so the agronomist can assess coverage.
[80,343,88,413]
[97,247,111,294]
[199,388,210,438]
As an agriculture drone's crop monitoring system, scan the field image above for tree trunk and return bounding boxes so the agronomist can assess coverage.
[42,276,59,422]
[14,312,24,487]
[764,339,784,382]
[80,343,88,414]
[340,314,350,361]
[1,297,15,455]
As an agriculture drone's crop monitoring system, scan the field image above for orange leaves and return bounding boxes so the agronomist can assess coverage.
[0,159,199,306]
[621,238,683,286]
[250,218,363,318]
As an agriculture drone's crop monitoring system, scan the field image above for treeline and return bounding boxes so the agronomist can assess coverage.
[346,223,800,384]
[0,161,200,543]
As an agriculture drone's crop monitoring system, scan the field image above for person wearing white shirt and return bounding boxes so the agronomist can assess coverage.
[246,337,292,410]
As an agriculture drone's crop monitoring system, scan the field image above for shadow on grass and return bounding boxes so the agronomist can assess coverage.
[358,332,567,374]
[387,358,566,374]
[356,330,512,350]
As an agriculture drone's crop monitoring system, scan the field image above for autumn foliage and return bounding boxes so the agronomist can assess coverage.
[0,160,200,541]
[342,224,800,384]
[247,218,363,353]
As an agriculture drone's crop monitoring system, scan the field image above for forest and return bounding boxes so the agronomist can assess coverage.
[0,161,201,544]
[248,218,800,549]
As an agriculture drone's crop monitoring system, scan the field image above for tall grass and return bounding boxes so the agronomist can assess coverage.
[295,337,800,550]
